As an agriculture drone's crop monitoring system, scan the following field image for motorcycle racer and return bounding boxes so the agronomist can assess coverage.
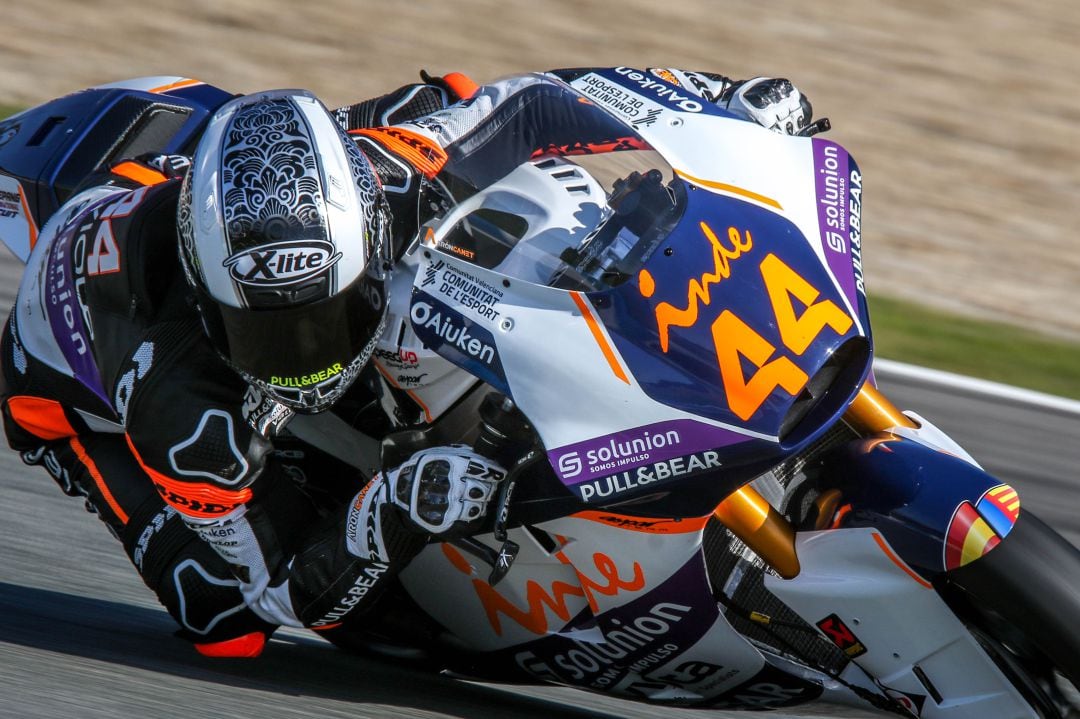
[0,68,814,657]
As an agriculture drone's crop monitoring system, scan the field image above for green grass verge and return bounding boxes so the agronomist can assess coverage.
[2,102,1078,398]
[868,294,1080,399]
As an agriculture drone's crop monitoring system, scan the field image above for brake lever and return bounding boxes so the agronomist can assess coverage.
[450,448,540,586]
[797,117,831,137]
[488,472,519,585]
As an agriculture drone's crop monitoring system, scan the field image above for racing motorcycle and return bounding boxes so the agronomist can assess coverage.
[2,70,1079,718]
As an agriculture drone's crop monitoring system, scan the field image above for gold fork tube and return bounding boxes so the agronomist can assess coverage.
[842,381,917,434]
[713,486,801,579]
[712,381,912,580]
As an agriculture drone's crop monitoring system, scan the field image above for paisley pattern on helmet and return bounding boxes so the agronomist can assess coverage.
[220,99,327,253]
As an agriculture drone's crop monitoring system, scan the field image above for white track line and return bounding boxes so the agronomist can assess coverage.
[874,358,1080,417]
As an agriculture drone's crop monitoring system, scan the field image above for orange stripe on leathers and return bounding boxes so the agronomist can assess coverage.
[125,434,252,519]
[349,127,448,179]
[5,396,77,440]
[69,437,129,525]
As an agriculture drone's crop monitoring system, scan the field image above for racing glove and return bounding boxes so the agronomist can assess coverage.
[383,445,504,535]
[721,77,813,136]
[333,71,478,131]
[221,444,503,630]
[647,69,816,136]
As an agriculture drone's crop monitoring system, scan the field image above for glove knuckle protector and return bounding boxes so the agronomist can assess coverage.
[725,77,812,135]
[387,446,504,534]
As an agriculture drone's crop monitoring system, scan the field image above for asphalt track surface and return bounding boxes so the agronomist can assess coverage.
[1,250,1078,719]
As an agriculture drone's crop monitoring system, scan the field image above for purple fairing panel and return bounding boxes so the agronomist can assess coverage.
[547,418,746,487]
[812,138,870,334]
[812,139,861,307]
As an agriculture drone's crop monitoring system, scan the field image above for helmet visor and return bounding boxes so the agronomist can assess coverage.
[197,271,387,410]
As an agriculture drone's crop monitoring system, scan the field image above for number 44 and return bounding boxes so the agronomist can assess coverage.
[714,252,853,421]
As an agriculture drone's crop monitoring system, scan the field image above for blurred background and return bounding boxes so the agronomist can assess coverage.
[1,0,1078,340]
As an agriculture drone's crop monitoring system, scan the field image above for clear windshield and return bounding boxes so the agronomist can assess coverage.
[421,77,683,290]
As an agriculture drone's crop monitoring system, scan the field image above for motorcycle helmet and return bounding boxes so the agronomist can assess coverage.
[178,89,390,412]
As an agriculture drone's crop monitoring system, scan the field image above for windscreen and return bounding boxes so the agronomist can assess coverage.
[422,76,683,290]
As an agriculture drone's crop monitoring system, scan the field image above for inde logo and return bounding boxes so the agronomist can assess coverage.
[639,221,853,421]
[224,240,342,286]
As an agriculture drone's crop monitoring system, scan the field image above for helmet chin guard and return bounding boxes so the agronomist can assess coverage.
[240,310,387,413]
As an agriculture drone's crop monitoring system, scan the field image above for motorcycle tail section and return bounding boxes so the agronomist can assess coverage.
[0,78,231,262]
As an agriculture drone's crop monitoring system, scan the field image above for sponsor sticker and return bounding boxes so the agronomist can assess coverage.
[815,613,868,658]
[548,419,744,488]
[575,451,723,503]
[409,291,509,392]
[373,347,419,369]
[612,67,705,113]
[421,257,504,323]
[571,74,667,129]
[0,188,21,219]
[224,239,342,287]
[498,558,721,692]
[813,140,865,305]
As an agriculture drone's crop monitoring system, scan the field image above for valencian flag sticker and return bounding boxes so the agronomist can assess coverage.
[944,484,1020,571]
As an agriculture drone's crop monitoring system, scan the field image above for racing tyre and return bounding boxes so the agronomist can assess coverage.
[939,510,1080,718]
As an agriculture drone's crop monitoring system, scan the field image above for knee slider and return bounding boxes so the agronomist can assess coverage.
[124,505,274,644]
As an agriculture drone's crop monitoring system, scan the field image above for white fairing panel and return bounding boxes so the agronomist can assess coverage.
[13,186,127,385]
[766,528,1037,718]
[400,515,774,699]
[410,244,769,453]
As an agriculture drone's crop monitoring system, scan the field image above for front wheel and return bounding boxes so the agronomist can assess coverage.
[938,510,1080,718]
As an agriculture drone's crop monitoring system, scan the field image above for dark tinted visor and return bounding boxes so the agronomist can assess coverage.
[197,272,387,390]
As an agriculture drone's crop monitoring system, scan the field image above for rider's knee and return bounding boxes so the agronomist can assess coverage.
[125,505,276,654]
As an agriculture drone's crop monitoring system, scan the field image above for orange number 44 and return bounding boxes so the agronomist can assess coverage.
[712,253,853,421]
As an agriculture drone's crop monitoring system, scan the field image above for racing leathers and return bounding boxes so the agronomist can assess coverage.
[0,67,814,656]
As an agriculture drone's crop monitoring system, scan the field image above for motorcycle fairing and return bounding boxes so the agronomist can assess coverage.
[400,513,827,706]
[592,181,864,441]
[0,76,232,262]
[558,68,870,339]
[403,512,714,650]
[766,527,1037,718]
[409,246,783,508]
[817,433,1021,578]
[409,74,876,508]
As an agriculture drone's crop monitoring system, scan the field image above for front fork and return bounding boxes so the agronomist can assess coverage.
[712,382,915,578]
